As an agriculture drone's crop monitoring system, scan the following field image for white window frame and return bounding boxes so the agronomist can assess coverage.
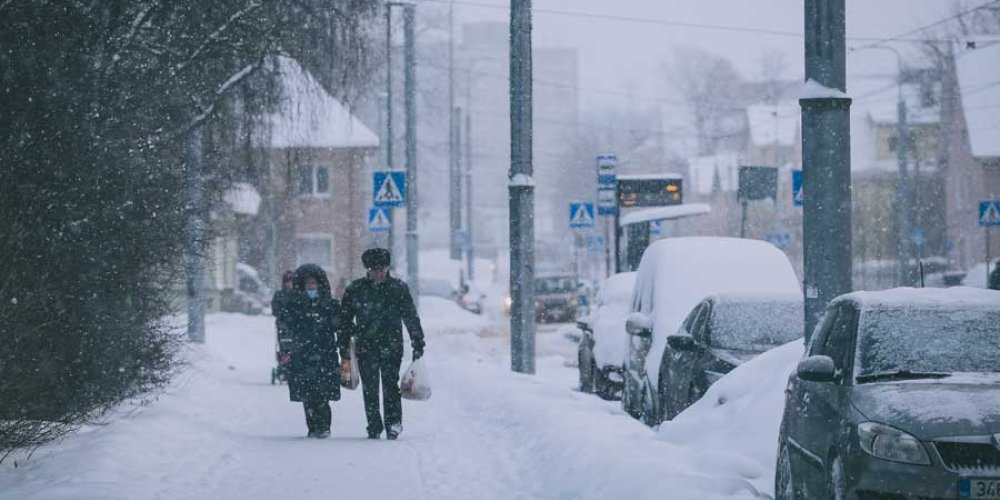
[297,165,332,198]
[294,233,335,270]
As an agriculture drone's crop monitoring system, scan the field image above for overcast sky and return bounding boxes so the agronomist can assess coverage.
[441,0,974,109]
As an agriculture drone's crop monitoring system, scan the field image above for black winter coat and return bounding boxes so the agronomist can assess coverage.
[285,265,347,403]
[340,275,425,356]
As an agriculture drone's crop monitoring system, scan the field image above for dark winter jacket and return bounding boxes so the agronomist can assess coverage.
[340,274,425,356]
[285,264,345,403]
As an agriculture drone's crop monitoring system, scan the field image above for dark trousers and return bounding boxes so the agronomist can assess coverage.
[357,346,403,436]
[303,399,331,434]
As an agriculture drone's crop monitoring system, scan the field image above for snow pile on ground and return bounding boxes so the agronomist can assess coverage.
[657,340,805,496]
[418,295,494,336]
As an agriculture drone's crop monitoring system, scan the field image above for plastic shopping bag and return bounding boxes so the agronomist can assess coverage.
[400,358,431,401]
[340,339,360,390]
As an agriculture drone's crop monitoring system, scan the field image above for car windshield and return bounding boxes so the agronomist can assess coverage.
[857,307,1000,376]
[708,299,803,350]
[535,277,575,294]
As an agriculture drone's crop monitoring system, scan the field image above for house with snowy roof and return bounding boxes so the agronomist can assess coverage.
[252,56,379,291]
[940,42,1000,272]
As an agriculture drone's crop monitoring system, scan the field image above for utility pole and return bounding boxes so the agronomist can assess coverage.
[509,0,535,374]
[895,68,912,286]
[454,105,464,276]
[802,0,852,342]
[385,5,396,261]
[465,107,475,281]
[185,124,206,344]
[448,1,462,261]
[403,3,419,308]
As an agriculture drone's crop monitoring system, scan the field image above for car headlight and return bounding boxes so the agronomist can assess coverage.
[858,422,930,465]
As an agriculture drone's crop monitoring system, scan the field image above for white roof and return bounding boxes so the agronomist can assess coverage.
[259,56,379,149]
[223,182,261,215]
[746,102,799,147]
[619,203,711,226]
[687,153,741,195]
[956,44,1000,158]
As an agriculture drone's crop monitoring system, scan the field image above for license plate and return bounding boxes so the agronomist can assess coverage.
[961,478,1000,499]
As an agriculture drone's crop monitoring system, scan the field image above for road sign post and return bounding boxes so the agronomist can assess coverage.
[597,154,617,278]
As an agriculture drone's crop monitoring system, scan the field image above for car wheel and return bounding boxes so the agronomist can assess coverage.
[578,343,594,393]
[826,454,846,500]
[593,366,614,400]
[775,444,797,500]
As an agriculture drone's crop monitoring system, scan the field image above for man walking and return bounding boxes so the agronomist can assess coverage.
[340,248,425,440]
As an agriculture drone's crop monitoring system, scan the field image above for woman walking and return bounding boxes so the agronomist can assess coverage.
[286,264,347,438]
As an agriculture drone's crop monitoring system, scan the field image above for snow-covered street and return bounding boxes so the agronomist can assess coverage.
[0,300,780,500]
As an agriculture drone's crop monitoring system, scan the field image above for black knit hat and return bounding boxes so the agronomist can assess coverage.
[362,248,391,269]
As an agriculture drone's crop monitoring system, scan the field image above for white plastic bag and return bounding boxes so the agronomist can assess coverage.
[400,358,431,401]
[340,339,360,390]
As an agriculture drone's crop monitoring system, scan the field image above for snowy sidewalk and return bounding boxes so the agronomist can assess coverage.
[0,305,769,500]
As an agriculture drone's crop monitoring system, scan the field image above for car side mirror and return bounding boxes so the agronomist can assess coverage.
[625,313,653,338]
[666,334,697,351]
[797,355,837,383]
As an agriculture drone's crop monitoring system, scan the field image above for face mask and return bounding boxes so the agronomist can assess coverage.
[306,290,319,299]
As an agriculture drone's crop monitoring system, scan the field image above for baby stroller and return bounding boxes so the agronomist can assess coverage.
[270,337,293,385]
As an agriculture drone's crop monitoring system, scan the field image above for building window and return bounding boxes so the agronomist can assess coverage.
[297,165,330,197]
[295,234,334,268]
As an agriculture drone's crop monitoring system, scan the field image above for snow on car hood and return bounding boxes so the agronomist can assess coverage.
[851,377,1000,440]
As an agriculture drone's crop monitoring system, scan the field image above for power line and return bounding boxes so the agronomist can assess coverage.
[850,0,1000,51]
[426,0,958,43]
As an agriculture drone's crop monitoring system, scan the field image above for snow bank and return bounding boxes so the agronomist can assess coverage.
[658,340,805,496]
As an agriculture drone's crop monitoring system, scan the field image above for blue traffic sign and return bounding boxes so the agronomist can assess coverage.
[569,202,596,229]
[586,235,604,253]
[979,200,1000,227]
[792,170,803,207]
[597,187,617,216]
[373,171,406,207]
[649,220,662,239]
[597,154,617,188]
[911,228,926,250]
[368,207,392,233]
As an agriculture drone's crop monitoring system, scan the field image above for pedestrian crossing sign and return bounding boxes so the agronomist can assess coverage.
[569,202,596,229]
[373,171,406,207]
[979,200,1000,227]
[368,207,392,233]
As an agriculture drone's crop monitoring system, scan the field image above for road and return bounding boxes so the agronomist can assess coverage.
[0,299,769,500]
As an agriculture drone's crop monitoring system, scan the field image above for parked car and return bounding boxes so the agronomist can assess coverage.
[577,272,636,400]
[775,287,1000,500]
[534,273,579,323]
[657,292,803,420]
[457,283,485,315]
[621,237,800,425]
[420,278,458,301]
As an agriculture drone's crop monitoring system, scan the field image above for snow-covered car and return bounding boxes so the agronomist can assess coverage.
[621,237,800,425]
[534,273,579,323]
[577,272,636,400]
[657,292,803,420]
[775,287,1000,500]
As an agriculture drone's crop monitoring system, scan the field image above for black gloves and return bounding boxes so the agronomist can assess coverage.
[412,347,423,361]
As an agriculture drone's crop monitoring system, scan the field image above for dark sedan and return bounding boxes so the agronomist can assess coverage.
[657,293,803,421]
[775,287,1000,500]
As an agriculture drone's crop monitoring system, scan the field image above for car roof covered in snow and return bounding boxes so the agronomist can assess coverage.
[634,237,801,340]
[599,272,636,305]
[838,287,1000,311]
